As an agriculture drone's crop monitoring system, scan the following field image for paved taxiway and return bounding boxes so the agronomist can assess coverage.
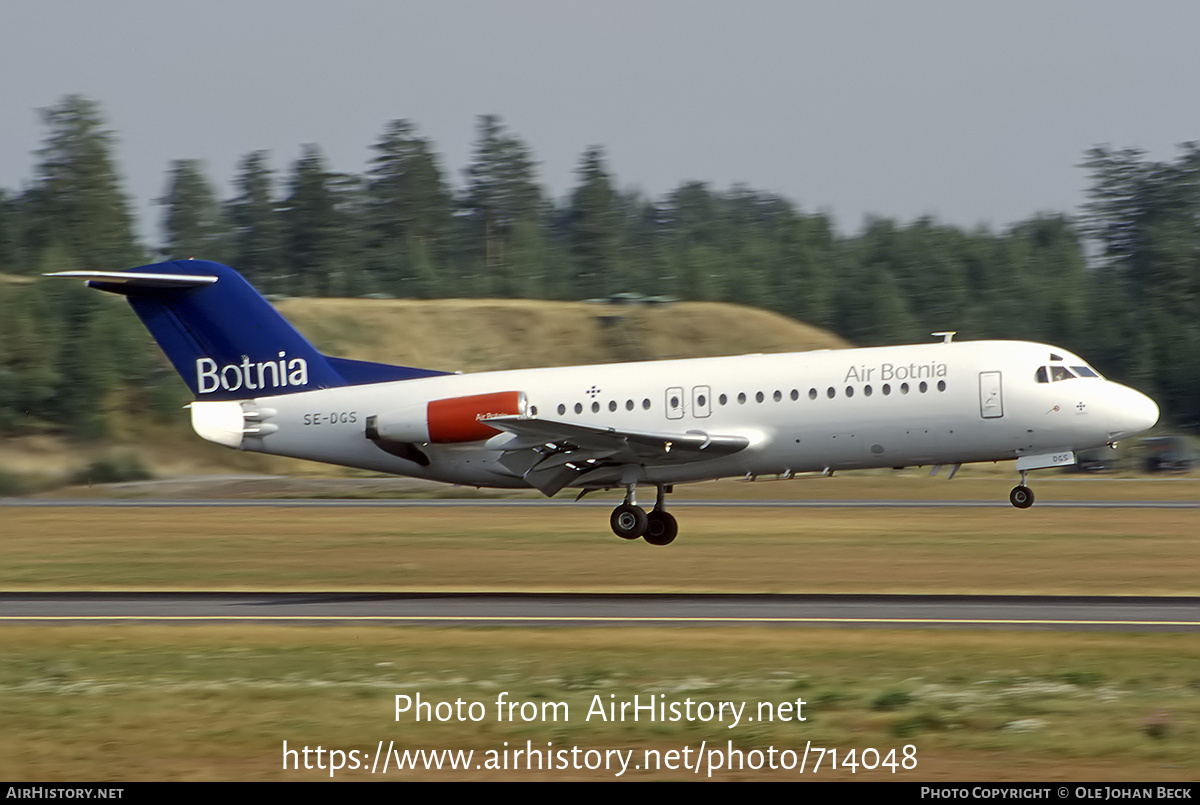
[3,593,1197,631]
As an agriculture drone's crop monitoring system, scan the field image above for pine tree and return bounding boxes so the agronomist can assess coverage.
[661,182,723,300]
[227,151,285,290]
[0,189,26,275]
[24,95,142,271]
[1079,142,1200,419]
[460,115,544,295]
[775,212,837,328]
[283,145,340,295]
[617,193,671,297]
[159,160,227,261]
[566,146,619,298]
[366,120,452,296]
[325,171,368,296]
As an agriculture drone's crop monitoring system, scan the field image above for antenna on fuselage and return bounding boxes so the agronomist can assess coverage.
[931,331,956,344]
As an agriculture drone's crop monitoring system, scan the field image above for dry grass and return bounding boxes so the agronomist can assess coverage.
[275,297,849,372]
[1,626,1197,781]
[2,503,1197,594]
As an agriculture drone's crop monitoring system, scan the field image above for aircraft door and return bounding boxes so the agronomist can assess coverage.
[692,385,711,418]
[979,371,1003,418]
[666,387,685,420]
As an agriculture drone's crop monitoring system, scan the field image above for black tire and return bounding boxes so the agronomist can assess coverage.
[1009,485,1035,509]
[611,504,648,539]
[643,510,679,546]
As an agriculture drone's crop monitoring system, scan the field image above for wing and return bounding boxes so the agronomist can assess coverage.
[485,415,750,496]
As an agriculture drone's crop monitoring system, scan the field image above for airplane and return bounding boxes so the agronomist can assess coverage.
[51,259,1160,545]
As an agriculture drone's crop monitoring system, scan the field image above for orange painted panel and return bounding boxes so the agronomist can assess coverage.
[427,391,522,443]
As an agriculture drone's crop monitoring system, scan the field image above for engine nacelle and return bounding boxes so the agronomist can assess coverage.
[372,390,526,443]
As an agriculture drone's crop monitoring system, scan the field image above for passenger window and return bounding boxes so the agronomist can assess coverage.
[809,388,817,400]
[755,391,764,403]
[882,383,891,395]
[864,385,872,397]
[826,387,835,399]
[790,389,799,401]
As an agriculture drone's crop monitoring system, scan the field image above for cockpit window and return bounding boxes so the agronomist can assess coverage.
[1037,365,1086,383]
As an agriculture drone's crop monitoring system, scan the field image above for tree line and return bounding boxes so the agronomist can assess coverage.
[1,95,1197,439]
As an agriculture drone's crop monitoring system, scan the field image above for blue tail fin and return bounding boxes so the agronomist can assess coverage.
[51,260,446,399]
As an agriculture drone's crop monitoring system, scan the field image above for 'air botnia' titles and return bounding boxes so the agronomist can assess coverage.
[844,361,947,383]
[196,352,309,394]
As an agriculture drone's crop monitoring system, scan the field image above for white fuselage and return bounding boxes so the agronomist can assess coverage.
[196,340,1159,491]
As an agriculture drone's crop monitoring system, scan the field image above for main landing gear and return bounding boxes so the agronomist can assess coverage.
[1009,470,1035,509]
[610,484,678,546]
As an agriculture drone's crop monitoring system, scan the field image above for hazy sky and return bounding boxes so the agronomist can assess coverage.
[3,1,1199,243]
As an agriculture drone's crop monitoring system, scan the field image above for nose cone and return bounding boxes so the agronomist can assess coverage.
[1109,385,1159,441]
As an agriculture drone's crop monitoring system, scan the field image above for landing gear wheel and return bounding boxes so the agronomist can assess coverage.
[611,504,648,539]
[643,510,678,546]
[1009,485,1035,509]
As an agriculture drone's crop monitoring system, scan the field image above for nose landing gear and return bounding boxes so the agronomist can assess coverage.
[1009,485,1035,508]
[609,484,678,545]
[1009,470,1035,509]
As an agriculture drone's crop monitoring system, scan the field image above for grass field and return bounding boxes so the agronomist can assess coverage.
[3,477,1197,594]
[1,627,1197,781]
[2,478,1197,780]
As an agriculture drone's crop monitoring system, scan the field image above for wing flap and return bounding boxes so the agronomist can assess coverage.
[487,416,748,461]
[487,415,750,495]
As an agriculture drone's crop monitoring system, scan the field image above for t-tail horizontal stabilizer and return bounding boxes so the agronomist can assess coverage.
[49,260,447,399]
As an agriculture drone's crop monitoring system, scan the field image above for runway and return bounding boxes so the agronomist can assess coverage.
[3,592,1198,631]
